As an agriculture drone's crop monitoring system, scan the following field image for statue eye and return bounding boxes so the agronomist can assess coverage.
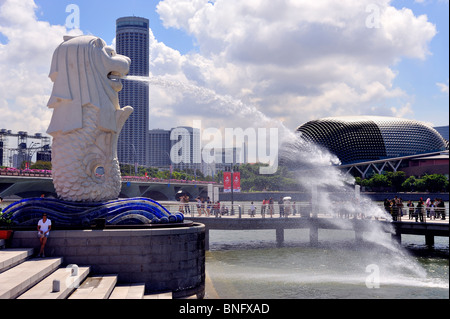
[105,47,116,57]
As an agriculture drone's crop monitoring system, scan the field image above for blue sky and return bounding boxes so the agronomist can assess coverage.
[389,0,449,124]
[0,0,448,137]
[34,0,195,54]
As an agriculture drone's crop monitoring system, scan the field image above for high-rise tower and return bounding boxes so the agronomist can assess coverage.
[116,17,149,166]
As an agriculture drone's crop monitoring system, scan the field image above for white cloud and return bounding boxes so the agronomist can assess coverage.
[436,79,449,94]
[0,0,439,140]
[390,102,414,118]
[0,0,80,134]
[153,0,436,131]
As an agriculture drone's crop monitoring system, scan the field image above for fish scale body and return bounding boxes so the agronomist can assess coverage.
[51,105,121,202]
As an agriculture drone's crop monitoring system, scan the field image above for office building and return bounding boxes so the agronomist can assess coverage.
[148,129,171,167]
[116,16,150,166]
[147,126,201,172]
[170,126,201,172]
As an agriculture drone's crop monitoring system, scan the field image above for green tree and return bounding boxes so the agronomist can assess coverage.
[402,176,416,191]
[30,161,52,170]
[422,174,448,192]
[414,178,427,192]
[230,163,299,192]
[368,174,390,187]
[385,171,406,191]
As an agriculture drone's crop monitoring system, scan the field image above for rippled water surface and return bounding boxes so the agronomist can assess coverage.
[206,229,449,299]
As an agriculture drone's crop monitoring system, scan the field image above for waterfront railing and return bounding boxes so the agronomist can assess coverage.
[160,201,448,222]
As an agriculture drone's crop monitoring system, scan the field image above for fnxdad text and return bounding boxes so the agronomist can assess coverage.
[224,303,270,314]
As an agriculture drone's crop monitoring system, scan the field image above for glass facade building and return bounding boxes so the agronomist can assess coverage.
[148,129,171,167]
[170,126,201,172]
[148,127,201,172]
[116,17,149,166]
[295,116,447,165]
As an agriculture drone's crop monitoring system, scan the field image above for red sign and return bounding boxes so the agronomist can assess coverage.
[233,172,241,192]
[223,172,231,193]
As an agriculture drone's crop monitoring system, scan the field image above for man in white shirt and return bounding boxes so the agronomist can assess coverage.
[37,213,51,257]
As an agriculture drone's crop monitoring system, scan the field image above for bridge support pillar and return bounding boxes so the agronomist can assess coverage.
[355,230,364,242]
[391,230,401,244]
[425,234,434,246]
[310,225,318,246]
[353,220,364,243]
[276,228,284,247]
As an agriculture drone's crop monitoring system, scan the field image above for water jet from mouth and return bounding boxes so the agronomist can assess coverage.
[125,74,429,280]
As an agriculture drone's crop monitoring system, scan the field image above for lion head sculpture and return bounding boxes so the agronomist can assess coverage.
[47,35,131,135]
[47,35,133,202]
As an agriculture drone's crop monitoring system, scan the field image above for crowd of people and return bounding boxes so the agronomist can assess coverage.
[176,195,303,218]
[248,197,298,218]
[178,195,228,217]
[384,196,446,222]
[177,196,302,218]
[176,194,447,221]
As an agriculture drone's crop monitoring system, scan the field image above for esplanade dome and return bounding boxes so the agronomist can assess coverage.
[295,116,447,165]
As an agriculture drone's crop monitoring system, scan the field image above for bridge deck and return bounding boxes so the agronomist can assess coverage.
[186,214,449,250]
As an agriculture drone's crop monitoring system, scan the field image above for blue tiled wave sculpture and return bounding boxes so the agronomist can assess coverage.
[2,197,184,227]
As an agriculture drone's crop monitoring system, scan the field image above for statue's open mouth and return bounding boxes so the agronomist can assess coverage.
[107,71,127,92]
[107,71,124,81]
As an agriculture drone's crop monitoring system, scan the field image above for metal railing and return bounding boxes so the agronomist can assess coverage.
[0,168,52,177]
[161,201,448,221]
[0,168,219,185]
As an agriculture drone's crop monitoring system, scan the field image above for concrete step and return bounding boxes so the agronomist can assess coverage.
[68,275,117,299]
[0,257,62,299]
[109,283,145,299]
[143,291,173,299]
[18,266,90,299]
[0,248,34,273]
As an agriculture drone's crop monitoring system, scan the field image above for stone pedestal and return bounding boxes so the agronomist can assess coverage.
[11,223,205,298]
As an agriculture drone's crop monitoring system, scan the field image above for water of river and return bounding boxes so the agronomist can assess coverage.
[206,228,448,299]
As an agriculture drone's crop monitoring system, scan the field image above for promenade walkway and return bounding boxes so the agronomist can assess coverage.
[160,201,448,250]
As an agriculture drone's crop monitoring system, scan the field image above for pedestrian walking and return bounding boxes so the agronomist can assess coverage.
[250,202,256,217]
[278,197,284,218]
[261,198,267,218]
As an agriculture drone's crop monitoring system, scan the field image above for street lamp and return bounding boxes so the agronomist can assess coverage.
[164,151,172,180]
[131,144,137,176]
[25,142,39,169]
[227,164,239,216]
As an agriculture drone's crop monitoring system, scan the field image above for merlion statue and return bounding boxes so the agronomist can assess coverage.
[47,35,133,202]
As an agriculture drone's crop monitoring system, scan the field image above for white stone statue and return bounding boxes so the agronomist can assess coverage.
[47,35,133,202]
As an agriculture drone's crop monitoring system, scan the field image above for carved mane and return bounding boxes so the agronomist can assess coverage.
[47,35,120,134]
